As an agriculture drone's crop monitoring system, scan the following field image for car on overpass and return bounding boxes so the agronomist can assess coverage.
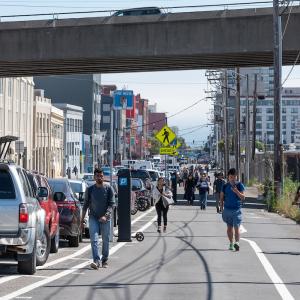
[112,7,162,17]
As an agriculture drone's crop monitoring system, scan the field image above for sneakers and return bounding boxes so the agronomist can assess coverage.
[157,226,161,233]
[90,261,100,270]
[163,226,167,233]
[234,242,240,251]
[229,243,234,251]
[102,261,108,268]
[228,243,240,251]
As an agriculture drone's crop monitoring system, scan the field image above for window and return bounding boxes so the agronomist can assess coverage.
[291,108,298,114]
[256,108,262,114]
[0,170,15,199]
[8,78,13,97]
[282,123,286,129]
[282,108,286,114]
[17,169,30,197]
[267,115,273,121]
[266,123,274,129]
[103,116,110,123]
[256,116,262,122]
[102,104,111,112]
[256,123,262,129]
[282,115,286,121]
[266,108,273,114]
[0,78,3,95]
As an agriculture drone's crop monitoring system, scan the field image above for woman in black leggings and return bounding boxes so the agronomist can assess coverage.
[153,177,173,233]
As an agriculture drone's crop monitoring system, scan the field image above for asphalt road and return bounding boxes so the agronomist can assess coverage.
[0,201,299,300]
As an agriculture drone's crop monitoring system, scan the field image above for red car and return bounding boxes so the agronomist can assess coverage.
[27,172,60,264]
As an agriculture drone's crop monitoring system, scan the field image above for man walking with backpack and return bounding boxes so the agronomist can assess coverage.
[213,172,225,213]
[81,168,115,269]
[197,172,210,210]
[220,168,245,251]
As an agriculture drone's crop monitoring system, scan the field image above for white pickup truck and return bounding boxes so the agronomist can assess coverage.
[0,161,45,274]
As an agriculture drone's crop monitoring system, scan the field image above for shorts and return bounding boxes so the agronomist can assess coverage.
[222,208,242,227]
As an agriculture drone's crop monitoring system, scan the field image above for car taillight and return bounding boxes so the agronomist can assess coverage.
[19,204,29,223]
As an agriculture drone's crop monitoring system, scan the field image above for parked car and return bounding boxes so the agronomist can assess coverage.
[48,179,82,247]
[131,178,151,211]
[130,169,152,189]
[26,172,60,266]
[0,162,46,274]
[68,179,89,238]
[82,173,95,187]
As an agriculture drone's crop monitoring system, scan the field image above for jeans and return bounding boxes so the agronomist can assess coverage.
[89,215,111,263]
[155,199,169,226]
[215,192,221,210]
[199,192,208,207]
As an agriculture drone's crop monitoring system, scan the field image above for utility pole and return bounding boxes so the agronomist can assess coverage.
[245,74,250,183]
[273,0,283,196]
[252,74,258,161]
[235,68,241,179]
[223,70,229,174]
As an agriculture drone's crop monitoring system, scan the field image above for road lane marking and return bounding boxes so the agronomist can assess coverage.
[0,207,155,286]
[0,276,20,285]
[1,215,157,300]
[240,225,247,234]
[242,238,295,300]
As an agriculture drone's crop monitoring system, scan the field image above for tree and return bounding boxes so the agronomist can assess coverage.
[255,140,265,152]
[148,136,161,156]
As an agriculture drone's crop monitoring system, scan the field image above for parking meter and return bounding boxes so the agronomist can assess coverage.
[117,168,132,242]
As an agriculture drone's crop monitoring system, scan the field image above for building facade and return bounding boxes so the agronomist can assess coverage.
[0,77,34,169]
[34,74,103,168]
[240,87,300,147]
[32,90,52,176]
[54,104,84,176]
[50,106,64,178]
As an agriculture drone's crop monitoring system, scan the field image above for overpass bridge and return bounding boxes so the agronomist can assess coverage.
[0,6,300,76]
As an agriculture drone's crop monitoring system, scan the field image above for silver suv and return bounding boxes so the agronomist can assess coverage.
[0,161,45,274]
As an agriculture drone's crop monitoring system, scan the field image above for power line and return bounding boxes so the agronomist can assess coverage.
[0,1,274,18]
[125,96,207,130]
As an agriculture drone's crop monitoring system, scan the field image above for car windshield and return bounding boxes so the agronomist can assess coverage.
[148,171,158,181]
[130,170,149,180]
[83,174,94,181]
[132,178,143,190]
[70,182,85,193]
[48,180,73,198]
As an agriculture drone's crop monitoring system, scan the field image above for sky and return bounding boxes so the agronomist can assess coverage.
[1,0,300,146]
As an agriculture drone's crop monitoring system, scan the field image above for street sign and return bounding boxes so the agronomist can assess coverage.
[160,147,178,156]
[113,90,134,110]
[155,125,176,146]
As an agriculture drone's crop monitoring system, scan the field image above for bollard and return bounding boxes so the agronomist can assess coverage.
[117,168,132,242]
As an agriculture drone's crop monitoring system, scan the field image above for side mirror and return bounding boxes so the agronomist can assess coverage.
[53,192,66,202]
[37,187,48,200]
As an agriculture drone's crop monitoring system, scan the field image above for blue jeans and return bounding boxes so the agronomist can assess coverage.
[199,192,208,207]
[89,215,111,263]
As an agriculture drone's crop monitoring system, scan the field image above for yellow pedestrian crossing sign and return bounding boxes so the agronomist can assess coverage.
[160,147,178,156]
[155,125,176,146]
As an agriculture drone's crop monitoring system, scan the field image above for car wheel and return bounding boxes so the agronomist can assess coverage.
[18,238,37,275]
[69,234,79,247]
[50,227,59,253]
[36,226,51,266]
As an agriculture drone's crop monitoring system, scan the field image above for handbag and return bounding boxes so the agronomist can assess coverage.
[162,195,174,207]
